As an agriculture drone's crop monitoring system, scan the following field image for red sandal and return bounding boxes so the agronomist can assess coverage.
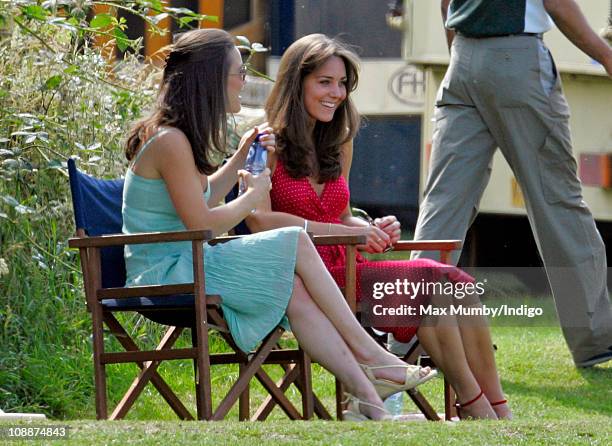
[490,399,507,407]
[490,398,513,419]
[455,390,485,420]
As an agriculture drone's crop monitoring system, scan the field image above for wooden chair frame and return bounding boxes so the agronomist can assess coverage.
[69,230,331,421]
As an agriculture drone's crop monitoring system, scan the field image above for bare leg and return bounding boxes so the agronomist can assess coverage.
[417,317,497,419]
[293,231,430,384]
[286,276,388,420]
[424,291,511,419]
[454,309,512,419]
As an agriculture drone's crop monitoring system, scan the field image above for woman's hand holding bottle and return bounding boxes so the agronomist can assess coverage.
[238,125,276,156]
[238,168,272,203]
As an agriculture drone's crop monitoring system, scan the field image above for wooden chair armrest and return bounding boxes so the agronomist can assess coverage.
[68,229,213,248]
[391,240,462,252]
[312,234,367,246]
[312,235,461,251]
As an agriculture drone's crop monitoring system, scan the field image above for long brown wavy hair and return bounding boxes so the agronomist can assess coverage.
[265,34,360,183]
[125,28,235,174]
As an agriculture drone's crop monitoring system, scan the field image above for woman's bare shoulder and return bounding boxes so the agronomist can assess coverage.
[156,127,190,147]
[340,139,354,179]
[340,139,354,161]
[148,127,197,171]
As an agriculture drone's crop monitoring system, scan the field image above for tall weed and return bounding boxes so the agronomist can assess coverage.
[0,15,158,417]
[0,2,265,418]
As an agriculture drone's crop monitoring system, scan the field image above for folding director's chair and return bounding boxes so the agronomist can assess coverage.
[67,159,327,421]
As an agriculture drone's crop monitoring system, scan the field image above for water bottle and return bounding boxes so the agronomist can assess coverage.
[384,391,404,418]
[383,333,409,418]
[239,134,267,195]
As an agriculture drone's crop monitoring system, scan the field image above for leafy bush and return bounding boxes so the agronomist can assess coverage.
[0,0,267,417]
[0,1,204,417]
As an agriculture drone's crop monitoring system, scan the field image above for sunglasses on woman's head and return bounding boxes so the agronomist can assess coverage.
[229,64,247,81]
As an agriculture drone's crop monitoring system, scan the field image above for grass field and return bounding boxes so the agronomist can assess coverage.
[2,325,611,445]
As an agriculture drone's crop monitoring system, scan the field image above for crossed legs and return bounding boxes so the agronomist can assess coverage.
[285,231,432,420]
[286,276,386,419]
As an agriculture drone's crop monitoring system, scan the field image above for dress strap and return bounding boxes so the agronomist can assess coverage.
[130,127,170,168]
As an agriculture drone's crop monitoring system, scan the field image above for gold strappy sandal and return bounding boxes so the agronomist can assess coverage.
[342,393,392,421]
[359,363,438,400]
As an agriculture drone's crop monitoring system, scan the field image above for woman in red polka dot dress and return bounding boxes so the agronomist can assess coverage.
[246,34,512,420]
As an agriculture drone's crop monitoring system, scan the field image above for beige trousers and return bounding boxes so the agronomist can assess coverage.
[411,34,612,364]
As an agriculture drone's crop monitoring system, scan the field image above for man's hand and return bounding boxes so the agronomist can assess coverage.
[544,0,612,77]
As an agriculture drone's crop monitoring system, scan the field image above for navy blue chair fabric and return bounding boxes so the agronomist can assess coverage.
[68,158,125,289]
[67,158,195,326]
[225,183,251,236]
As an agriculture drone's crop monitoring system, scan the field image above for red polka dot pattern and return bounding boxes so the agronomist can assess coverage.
[270,161,471,342]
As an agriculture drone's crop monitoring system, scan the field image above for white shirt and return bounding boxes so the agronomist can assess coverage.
[524,0,554,33]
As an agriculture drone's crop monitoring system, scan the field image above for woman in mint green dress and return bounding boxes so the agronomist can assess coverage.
[122,28,434,421]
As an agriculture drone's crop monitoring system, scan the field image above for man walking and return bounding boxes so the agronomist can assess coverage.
[412,0,612,367]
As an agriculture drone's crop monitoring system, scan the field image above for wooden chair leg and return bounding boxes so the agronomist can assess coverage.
[191,241,213,420]
[403,342,452,421]
[239,363,250,420]
[92,306,107,420]
[441,248,457,420]
[110,325,184,420]
[298,349,314,420]
[310,393,333,419]
[253,365,299,420]
[253,363,332,421]
[88,252,108,420]
[295,375,331,420]
[254,368,302,420]
[193,361,201,420]
[406,388,441,421]
[212,328,284,420]
[193,241,213,421]
[190,326,209,420]
[444,379,457,420]
[105,314,193,420]
[258,342,324,420]
[335,378,344,420]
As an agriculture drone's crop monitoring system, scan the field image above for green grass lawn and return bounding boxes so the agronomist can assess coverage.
[2,325,611,445]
